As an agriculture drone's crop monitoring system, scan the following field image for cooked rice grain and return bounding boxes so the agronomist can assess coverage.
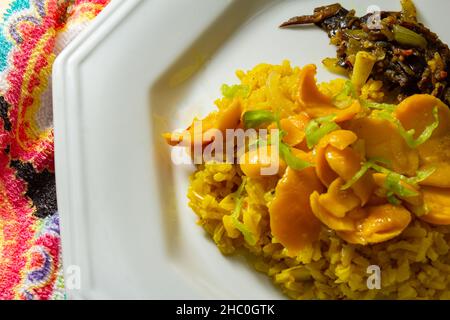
[187,62,450,299]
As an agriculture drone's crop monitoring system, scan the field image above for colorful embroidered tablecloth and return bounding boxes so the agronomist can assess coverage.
[0,0,110,300]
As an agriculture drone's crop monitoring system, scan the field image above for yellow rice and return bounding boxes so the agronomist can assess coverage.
[188,61,450,300]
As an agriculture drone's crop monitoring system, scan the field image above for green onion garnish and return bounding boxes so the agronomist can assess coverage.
[221,84,250,99]
[363,100,397,112]
[242,110,276,129]
[333,81,357,109]
[341,162,372,190]
[387,192,402,205]
[305,114,340,149]
[230,178,256,245]
[279,142,313,171]
[374,106,439,148]
[384,172,419,198]
[342,159,433,195]
[407,167,436,184]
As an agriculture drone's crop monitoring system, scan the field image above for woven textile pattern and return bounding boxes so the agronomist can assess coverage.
[0,0,110,300]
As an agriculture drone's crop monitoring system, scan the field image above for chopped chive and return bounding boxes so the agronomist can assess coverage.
[333,80,357,109]
[393,25,427,49]
[305,114,340,149]
[384,172,419,198]
[407,167,436,185]
[230,178,256,245]
[221,84,250,99]
[387,192,402,205]
[363,100,397,112]
[341,162,371,190]
[374,106,439,148]
[279,142,314,171]
[243,110,275,129]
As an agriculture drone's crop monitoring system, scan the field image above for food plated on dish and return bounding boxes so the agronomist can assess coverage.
[164,0,450,299]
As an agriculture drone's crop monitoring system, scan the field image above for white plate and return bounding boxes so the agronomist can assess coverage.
[53,0,450,299]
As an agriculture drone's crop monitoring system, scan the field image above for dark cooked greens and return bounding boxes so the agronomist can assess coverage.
[280,0,450,106]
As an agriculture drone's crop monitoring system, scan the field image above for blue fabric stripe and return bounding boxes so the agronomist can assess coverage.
[0,0,31,72]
